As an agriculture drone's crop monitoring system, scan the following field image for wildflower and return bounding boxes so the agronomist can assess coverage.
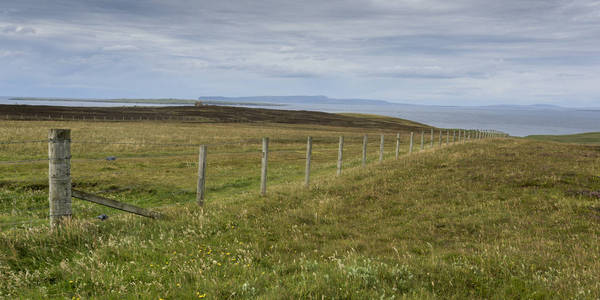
[198,293,206,298]
[69,280,73,283]
[176,283,181,287]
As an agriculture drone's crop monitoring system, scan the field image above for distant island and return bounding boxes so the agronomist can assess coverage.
[197,95,395,105]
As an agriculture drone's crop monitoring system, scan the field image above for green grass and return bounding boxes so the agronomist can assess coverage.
[526,132,600,145]
[1,119,599,299]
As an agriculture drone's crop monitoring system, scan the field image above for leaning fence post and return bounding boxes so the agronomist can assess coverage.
[395,133,400,160]
[196,145,207,206]
[305,136,312,187]
[420,130,424,150]
[379,134,384,162]
[48,129,71,227]
[261,137,269,196]
[409,132,414,154]
[337,136,344,176]
[439,129,442,147]
[362,135,368,167]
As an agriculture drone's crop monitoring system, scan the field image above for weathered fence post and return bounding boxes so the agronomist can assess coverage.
[48,129,71,227]
[430,128,434,148]
[196,145,207,206]
[362,135,368,167]
[446,130,449,145]
[409,132,414,154]
[261,137,269,196]
[439,129,442,147]
[395,133,400,160]
[337,136,344,176]
[453,130,456,143]
[379,134,384,162]
[420,130,424,150]
[305,136,312,187]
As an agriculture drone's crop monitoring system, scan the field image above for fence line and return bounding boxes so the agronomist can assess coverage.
[1,127,508,228]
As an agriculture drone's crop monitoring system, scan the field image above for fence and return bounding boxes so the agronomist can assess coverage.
[1,127,507,228]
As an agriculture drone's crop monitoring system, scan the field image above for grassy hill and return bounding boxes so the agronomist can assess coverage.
[526,132,600,145]
[0,116,599,298]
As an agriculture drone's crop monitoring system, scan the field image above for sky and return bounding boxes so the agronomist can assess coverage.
[1,0,599,106]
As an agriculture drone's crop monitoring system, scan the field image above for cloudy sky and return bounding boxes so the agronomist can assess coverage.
[1,0,599,106]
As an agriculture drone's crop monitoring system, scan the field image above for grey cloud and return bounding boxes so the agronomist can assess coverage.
[1,25,36,35]
[1,0,599,105]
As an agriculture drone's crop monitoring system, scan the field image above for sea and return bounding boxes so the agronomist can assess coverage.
[1,96,598,137]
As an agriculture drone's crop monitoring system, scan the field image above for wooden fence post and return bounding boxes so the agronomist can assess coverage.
[420,130,424,150]
[362,135,368,167]
[196,145,207,206]
[446,130,449,145]
[261,137,269,196]
[409,132,414,154]
[430,128,434,148]
[379,134,384,162]
[48,129,71,227]
[453,130,456,143]
[305,136,312,187]
[439,129,442,147]
[337,136,344,176]
[395,133,400,160]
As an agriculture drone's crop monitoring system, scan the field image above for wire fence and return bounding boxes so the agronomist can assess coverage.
[1,129,504,228]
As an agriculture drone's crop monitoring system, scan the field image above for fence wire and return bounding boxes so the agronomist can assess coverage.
[0,140,47,145]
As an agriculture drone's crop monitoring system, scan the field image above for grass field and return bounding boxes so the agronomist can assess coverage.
[526,132,600,145]
[1,116,599,299]
[0,116,433,228]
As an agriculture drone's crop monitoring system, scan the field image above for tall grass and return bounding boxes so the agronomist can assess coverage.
[1,119,598,298]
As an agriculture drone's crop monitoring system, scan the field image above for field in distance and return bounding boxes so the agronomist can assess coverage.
[0,109,599,299]
[526,131,600,145]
